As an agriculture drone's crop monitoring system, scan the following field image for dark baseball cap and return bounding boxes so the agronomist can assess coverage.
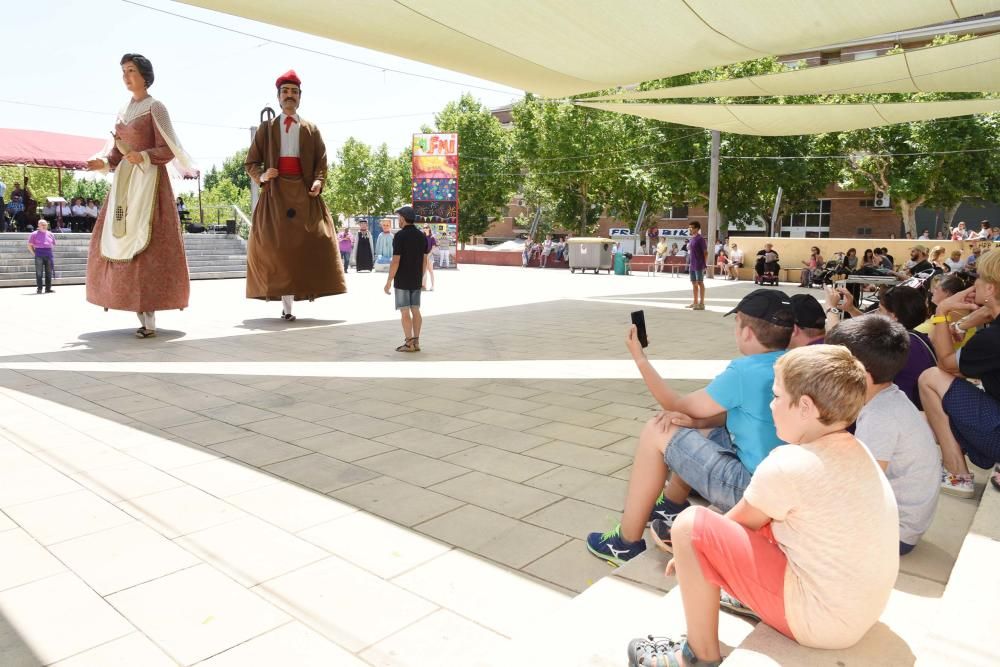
[790,294,826,330]
[395,205,416,223]
[724,289,794,327]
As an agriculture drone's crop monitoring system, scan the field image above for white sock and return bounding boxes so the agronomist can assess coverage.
[143,311,155,331]
[281,295,294,314]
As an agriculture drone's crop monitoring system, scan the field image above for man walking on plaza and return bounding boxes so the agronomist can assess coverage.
[384,206,429,353]
[686,221,708,310]
[244,69,345,321]
[27,220,56,294]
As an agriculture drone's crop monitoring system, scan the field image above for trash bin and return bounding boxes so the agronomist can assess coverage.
[614,252,628,275]
[568,237,614,274]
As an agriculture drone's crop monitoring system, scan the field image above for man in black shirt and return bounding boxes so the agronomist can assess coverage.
[893,245,934,279]
[385,206,430,352]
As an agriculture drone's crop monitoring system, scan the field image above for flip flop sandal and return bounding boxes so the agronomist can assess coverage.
[135,328,156,339]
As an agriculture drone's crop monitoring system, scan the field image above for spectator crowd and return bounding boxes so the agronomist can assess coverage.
[1,176,102,233]
[583,243,999,664]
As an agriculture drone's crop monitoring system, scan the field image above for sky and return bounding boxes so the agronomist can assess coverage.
[5,0,524,192]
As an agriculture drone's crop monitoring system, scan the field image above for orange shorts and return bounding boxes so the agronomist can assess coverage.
[690,506,794,640]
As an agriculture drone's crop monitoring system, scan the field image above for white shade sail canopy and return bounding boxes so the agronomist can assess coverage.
[586,34,1000,101]
[177,0,1000,97]
[576,99,1000,135]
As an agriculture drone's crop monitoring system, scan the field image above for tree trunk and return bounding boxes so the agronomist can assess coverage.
[944,202,962,229]
[898,200,921,238]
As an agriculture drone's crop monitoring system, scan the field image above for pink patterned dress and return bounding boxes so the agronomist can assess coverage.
[86,98,190,312]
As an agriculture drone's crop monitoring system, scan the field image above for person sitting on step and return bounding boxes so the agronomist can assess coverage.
[626,345,899,667]
[586,289,793,566]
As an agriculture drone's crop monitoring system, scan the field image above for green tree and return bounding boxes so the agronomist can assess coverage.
[329,137,372,218]
[66,178,110,203]
[839,99,999,236]
[433,94,521,243]
[513,96,621,235]
[626,57,841,234]
[328,138,405,220]
[395,145,413,206]
[369,143,404,217]
[0,165,82,202]
[203,165,221,190]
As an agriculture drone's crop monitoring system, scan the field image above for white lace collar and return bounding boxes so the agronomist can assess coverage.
[119,96,156,124]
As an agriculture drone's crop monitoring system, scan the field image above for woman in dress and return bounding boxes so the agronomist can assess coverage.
[86,54,192,338]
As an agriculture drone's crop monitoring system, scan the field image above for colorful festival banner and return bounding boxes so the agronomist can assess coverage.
[412,154,458,179]
[413,201,457,224]
[412,178,457,201]
[413,133,458,157]
[413,133,459,269]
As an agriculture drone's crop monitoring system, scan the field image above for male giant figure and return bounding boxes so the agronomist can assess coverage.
[245,70,345,320]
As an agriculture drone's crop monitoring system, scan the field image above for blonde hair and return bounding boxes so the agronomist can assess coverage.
[929,245,944,261]
[775,345,867,426]
[977,247,1000,287]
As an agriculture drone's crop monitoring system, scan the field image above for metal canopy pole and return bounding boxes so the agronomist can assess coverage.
[632,200,648,236]
[707,130,720,246]
[770,187,783,237]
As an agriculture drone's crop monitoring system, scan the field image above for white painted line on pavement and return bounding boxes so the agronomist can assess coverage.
[0,359,732,380]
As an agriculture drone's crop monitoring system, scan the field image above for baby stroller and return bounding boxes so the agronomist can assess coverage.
[754,251,780,286]
[810,255,848,287]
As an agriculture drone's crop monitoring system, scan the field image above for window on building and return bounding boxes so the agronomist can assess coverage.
[856,227,873,238]
[852,50,878,61]
[663,205,689,219]
[820,51,841,65]
[780,199,831,235]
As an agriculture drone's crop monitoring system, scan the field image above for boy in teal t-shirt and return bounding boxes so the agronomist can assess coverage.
[587,289,793,565]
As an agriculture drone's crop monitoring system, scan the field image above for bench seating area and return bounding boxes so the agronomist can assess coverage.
[503,465,997,665]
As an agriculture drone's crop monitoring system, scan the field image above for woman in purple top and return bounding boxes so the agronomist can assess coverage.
[27,220,56,294]
[422,224,437,291]
[338,230,353,273]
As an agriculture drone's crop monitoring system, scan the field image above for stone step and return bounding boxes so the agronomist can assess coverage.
[0,272,246,288]
[0,259,246,272]
[503,575,756,665]
[0,254,247,263]
[724,575,944,667]
[721,471,991,666]
[503,465,990,667]
[0,231,248,288]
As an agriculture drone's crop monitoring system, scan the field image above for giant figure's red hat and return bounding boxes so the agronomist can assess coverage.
[275,70,301,89]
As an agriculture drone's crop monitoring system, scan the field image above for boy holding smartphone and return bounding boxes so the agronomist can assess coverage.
[587,289,794,564]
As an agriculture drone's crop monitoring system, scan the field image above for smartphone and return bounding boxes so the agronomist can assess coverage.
[630,310,648,348]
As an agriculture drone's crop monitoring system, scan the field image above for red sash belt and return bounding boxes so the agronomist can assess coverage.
[278,156,302,176]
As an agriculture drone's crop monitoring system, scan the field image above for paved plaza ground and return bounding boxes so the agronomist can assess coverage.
[0,267,976,665]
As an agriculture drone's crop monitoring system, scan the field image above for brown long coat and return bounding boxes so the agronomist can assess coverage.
[244,118,345,301]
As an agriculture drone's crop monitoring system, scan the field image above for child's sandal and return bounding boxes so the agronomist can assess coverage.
[395,338,416,353]
[410,337,420,352]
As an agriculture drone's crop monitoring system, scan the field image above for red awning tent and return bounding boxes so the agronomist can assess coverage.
[0,128,199,179]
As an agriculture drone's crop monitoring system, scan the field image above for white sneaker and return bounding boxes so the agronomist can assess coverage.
[941,467,975,498]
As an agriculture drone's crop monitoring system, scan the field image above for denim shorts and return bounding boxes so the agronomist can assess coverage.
[394,288,421,310]
[664,427,752,512]
[690,269,705,282]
